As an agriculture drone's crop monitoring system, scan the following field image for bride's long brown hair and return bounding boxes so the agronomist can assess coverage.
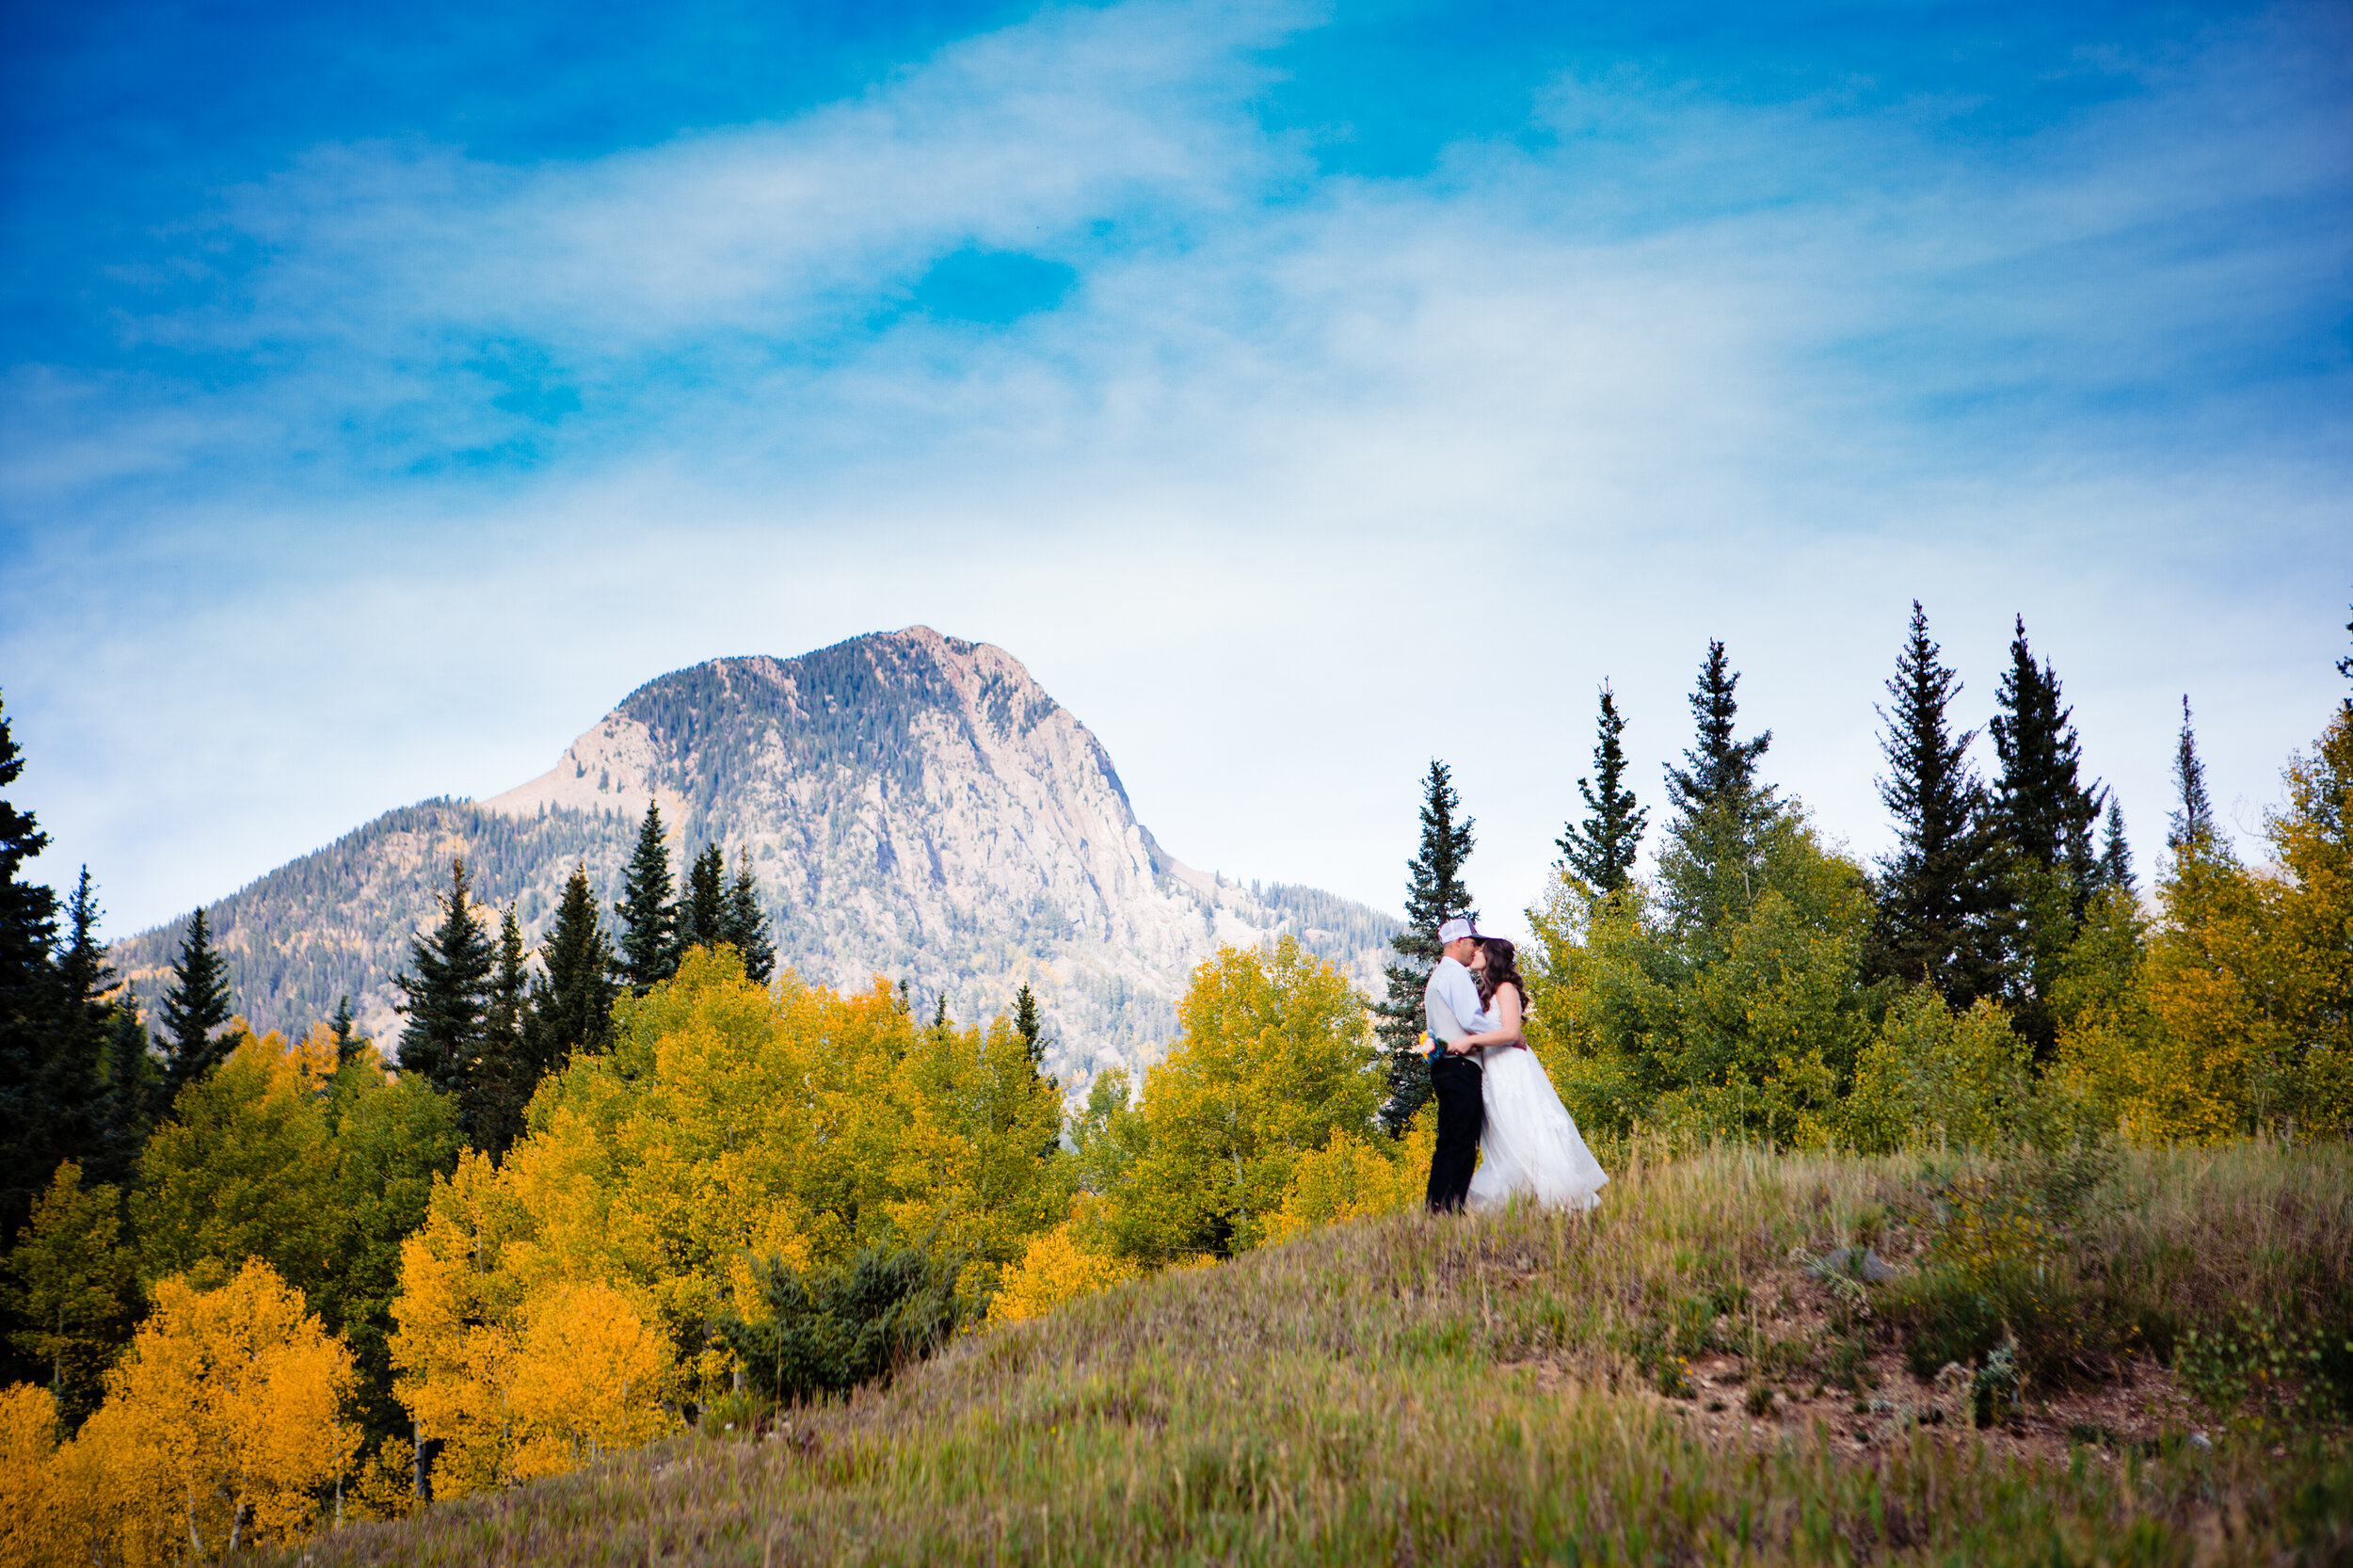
[1474,936,1528,1013]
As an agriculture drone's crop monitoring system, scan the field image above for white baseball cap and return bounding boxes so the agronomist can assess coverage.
[1437,918,1477,945]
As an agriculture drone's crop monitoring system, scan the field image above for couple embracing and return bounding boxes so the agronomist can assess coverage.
[1422,918,1609,1213]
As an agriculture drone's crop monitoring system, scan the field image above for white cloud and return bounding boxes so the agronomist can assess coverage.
[4,0,2347,944]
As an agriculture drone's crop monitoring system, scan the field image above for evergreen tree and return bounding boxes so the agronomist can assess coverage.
[1373,760,1477,1136]
[932,991,951,1031]
[2167,696,2216,853]
[1012,982,1048,1071]
[1990,616,2103,883]
[1663,641,1774,829]
[615,804,679,994]
[393,859,495,1113]
[721,851,776,985]
[1988,616,2105,1059]
[469,904,535,1162]
[0,695,60,1250]
[2096,797,2136,895]
[34,869,110,1188]
[528,864,619,1061]
[89,989,156,1190]
[1867,603,2001,1006]
[158,906,234,1098]
[1558,684,1646,895]
[680,843,728,952]
[1657,641,1783,945]
[329,995,363,1069]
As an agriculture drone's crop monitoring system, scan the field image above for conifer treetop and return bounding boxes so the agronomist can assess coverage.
[1662,641,1773,827]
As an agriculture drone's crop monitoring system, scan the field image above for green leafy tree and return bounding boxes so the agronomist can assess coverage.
[2,1160,134,1426]
[1372,761,1476,1135]
[1868,602,2002,1008]
[1558,683,1646,896]
[1102,938,1379,1262]
[721,851,776,986]
[320,1059,464,1451]
[394,859,495,1112]
[131,1032,336,1304]
[615,804,680,993]
[1989,616,2104,1058]
[529,864,619,1061]
[158,905,235,1098]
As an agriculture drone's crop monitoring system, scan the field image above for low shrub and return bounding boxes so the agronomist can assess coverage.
[711,1242,968,1409]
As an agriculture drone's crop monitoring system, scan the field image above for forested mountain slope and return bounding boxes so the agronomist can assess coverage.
[108,627,1397,1083]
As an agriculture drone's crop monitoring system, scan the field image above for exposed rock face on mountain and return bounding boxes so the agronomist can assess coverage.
[111,628,1397,1085]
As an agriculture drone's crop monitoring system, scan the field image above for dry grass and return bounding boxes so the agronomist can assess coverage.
[292,1142,2352,1565]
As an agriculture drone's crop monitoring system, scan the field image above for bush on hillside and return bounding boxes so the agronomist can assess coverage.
[713,1242,968,1409]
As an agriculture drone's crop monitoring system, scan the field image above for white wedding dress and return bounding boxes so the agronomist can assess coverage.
[1465,1040,1609,1212]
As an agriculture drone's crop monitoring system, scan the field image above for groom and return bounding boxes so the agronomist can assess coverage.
[1423,917,1491,1213]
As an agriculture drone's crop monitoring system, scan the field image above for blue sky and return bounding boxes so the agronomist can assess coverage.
[2,0,2348,941]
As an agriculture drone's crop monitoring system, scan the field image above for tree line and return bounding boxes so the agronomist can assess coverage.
[1373,602,2352,1146]
[0,598,2347,1555]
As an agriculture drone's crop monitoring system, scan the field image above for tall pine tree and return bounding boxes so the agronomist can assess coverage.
[2167,696,2215,853]
[2096,798,2136,895]
[90,989,156,1190]
[1988,616,2105,1058]
[1374,760,1476,1135]
[721,851,776,985]
[680,843,728,952]
[1012,982,1048,1071]
[34,869,110,1185]
[158,906,234,1098]
[469,904,536,1162]
[1558,684,1646,895]
[1868,602,2001,1006]
[1657,641,1782,943]
[0,695,61,1247]
[329,995,363,1069]
[615,804,679,994]
[394,859,495,1113]
[528,864,619,1061]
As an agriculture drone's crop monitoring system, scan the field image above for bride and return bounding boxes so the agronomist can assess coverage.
[1456,936,1609,1212]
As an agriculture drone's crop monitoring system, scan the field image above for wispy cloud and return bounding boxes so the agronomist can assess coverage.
[3,0,2346,937]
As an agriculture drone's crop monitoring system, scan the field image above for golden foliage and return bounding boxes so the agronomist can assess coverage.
[388,947,1067,1490]
[1265,1118,1424,1243]
[985,1203,1137,1326]
[1097,937,1381,1263]
[8,1260,359,1561]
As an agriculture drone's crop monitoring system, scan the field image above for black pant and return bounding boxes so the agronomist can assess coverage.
[1425,1052,1484,1213]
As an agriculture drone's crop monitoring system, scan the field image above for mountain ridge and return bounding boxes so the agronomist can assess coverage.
[109,628,1399,1084]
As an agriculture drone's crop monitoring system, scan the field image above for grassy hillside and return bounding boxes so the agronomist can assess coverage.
[298,1142,2350,1565]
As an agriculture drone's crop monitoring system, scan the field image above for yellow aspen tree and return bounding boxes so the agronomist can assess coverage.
[2262,698,2353,1131]
[886,1014,1071,1283]
[0,1384,64,1568]
[985,1207,1136,1326]
[100,1260,357,1556]
[1266,1122,1420,1242]
[387,1149,534,1499]
[1104,938,1379,1262]
[503,1281,677,1482]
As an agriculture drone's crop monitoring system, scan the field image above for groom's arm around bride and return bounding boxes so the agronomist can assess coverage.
[1422,918,1489,1214]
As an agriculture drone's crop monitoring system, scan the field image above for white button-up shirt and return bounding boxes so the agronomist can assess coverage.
[1423,955,1492,1048]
